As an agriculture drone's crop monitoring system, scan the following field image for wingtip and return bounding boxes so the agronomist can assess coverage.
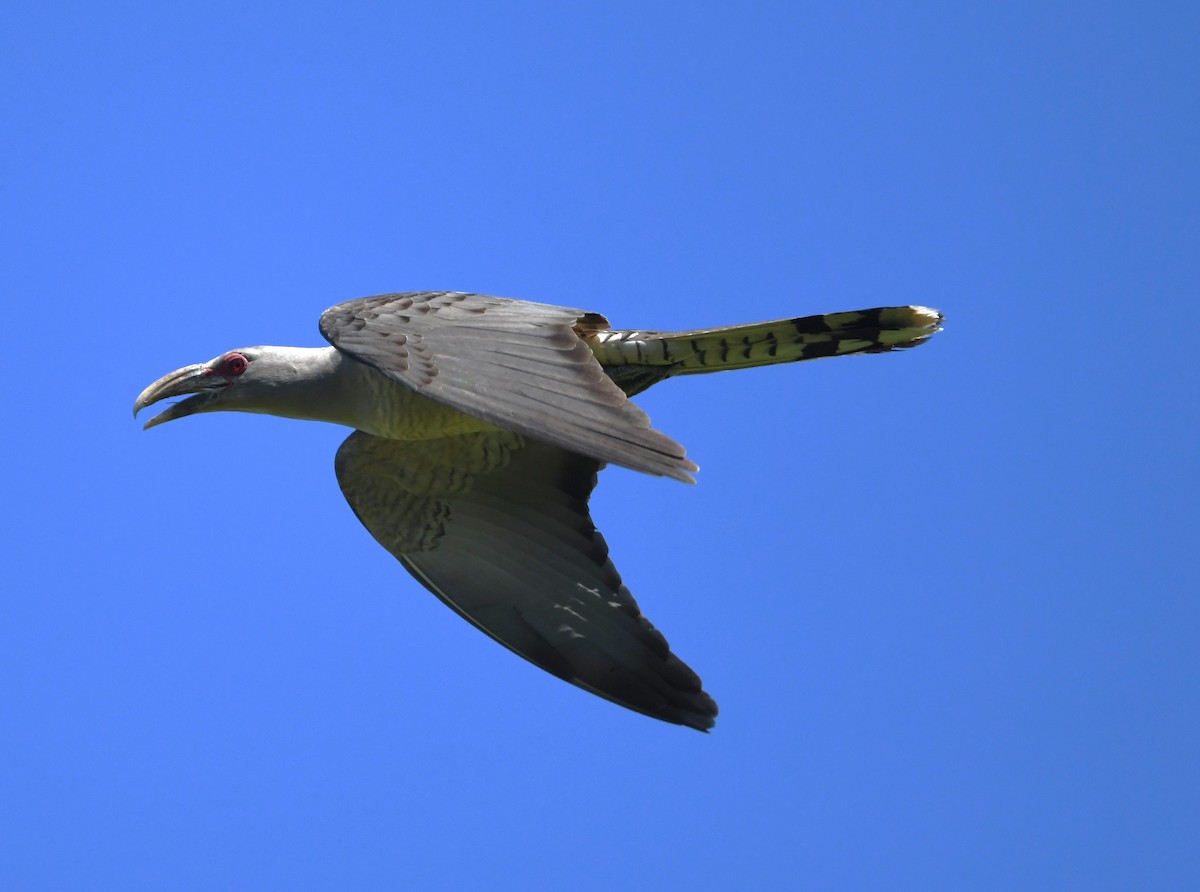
[669,696,718,732]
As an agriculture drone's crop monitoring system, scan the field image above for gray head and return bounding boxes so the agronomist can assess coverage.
[133,346,347,429]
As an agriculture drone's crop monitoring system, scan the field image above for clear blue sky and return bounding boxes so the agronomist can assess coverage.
[3,2,1197,889]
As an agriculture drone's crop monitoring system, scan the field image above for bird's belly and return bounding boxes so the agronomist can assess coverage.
[354,375,501,441]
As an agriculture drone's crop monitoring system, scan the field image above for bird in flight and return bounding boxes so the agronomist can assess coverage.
[135,291,942,730]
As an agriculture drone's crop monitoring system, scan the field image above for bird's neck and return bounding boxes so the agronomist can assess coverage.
[244,346,499,440]
[239,346,366,428]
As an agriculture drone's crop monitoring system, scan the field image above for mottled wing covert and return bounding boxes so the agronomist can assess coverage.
[320,292,697,482]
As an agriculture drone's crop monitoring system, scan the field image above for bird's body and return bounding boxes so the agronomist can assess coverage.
[135,291,942,730]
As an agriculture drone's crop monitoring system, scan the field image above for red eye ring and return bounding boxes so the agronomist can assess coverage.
[223,353,248,375]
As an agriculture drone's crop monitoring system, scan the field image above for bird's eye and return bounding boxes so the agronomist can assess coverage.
[223,353,248,375]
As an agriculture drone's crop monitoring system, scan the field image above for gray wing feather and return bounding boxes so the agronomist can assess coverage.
[319,292,697,482]
[334,429,718,731]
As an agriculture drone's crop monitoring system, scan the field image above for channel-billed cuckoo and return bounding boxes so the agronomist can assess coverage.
[135,292,942,730]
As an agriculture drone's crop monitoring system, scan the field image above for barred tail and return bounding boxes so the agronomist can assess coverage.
[589,306,943,394]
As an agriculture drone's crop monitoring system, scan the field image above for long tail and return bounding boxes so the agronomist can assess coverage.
[588,305,944,395]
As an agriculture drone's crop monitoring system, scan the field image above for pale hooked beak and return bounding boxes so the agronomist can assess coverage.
[133,363,222,429]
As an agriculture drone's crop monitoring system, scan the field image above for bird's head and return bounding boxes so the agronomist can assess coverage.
[134,347,279,428]
[134,345,354,429]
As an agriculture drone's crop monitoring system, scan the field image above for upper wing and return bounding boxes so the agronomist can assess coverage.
[334,428,718,731]
[319,292,697,482]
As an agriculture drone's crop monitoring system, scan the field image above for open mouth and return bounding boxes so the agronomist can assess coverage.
[133,364,225,429]
[138,390,222,429]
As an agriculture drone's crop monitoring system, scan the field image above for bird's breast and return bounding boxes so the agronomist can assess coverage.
[349,365,502,441]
